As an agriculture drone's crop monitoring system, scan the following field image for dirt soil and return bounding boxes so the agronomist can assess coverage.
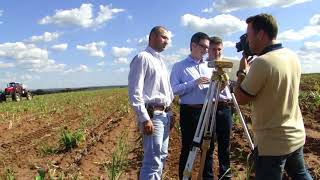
[0,95,319,179]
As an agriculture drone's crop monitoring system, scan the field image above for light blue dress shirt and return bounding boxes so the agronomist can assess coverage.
[170,55,231,104]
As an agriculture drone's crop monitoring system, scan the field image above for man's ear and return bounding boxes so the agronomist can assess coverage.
[191,42,197,51]
[258,30,267,41]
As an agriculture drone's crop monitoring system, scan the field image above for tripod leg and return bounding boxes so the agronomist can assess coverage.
[183,81,217,180]
[229,91,255,150]
[197,81,221,180]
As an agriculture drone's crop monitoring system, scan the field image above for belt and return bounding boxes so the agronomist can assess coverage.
[181,104,203,109]
[216,100,232,107]
[182,101,232,109]
[146,103,171,112]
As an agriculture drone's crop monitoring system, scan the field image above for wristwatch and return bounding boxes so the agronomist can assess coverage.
[236,69,247,77]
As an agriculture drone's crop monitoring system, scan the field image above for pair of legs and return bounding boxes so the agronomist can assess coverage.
[139,111,171,180]
[254,146,313,180]
[179,105,232,179]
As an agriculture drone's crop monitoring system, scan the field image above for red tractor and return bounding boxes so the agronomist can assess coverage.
[1,82,32,102]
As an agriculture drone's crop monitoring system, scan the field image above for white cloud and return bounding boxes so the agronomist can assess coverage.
[97,61,105,66]
[64,64,90,74]
[310,14,320,25]
[0,61,15,68]
[0,42,66,72]
[278,26,320,41]
[76,41,106,58]
[181,14,246,36]
[95,5,124,26]
[298,41,320,73]
[223,41,236,48]
[114,57,129,64]
[113,67,129,73]
[163,48,190,64]
[127,15,133,20]
[29,32,60,43]
[21,74,33,81]
[51,43,68,51]
[38,3,124,29]
[278,14,320,41]
[137,35,149,47]
[111,47,135,64]
[301,41,320,51]
[111,47,135,58]
[203,0,312,13]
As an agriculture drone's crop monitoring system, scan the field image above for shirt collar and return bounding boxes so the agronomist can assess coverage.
[146,46,161,59]
[187,55,204,64]
[260,43,283,55]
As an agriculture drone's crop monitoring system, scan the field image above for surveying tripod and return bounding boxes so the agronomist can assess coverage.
[182,60,254,180]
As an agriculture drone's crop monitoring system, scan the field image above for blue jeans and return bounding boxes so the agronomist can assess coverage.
[254,146,313,180]
[139,111,170,180]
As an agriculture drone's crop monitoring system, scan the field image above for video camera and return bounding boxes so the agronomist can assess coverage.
[235,33,254,57]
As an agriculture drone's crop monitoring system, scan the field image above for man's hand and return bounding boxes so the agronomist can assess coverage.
[196,77,210,84]
[143,120,154,135]
[239,52,250,71]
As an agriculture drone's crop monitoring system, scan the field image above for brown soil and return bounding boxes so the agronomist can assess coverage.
[0,95,319,179]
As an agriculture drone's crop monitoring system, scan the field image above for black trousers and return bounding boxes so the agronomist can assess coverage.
[178,104,232,180]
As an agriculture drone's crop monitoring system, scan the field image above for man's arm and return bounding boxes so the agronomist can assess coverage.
[234,56,255,105]
[170,63,210,96]
[128,55,155,135]
[128,55,150,123]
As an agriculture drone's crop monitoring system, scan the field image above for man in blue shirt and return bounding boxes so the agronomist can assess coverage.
[170,33,233,179]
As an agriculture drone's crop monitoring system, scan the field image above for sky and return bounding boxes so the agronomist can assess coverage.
[0,0,319,89]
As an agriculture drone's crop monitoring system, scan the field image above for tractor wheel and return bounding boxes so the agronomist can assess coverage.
[0,94,6,102]
[12,93,21,102]
[26,92,32,100]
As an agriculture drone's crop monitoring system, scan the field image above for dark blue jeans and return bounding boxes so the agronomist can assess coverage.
[254,146,313,180]
[179,104,232,180]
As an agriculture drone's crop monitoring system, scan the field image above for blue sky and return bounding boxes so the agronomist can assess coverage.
[0,0,319,89]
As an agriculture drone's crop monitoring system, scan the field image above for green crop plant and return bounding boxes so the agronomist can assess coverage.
[4,168,15,180]
[34,169,45,180]
[243,153,254,180]
[59,128,85,151]
[39,142,56,156]
[104,131,130,180]
[233,114,240,124]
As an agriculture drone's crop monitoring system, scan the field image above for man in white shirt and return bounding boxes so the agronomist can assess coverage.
[128,26,174,180]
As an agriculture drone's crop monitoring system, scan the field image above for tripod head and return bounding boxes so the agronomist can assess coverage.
[207,59,233,69]
[208,59,233,84]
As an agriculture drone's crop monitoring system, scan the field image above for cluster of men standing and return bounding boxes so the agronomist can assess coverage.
[128,13,312,180]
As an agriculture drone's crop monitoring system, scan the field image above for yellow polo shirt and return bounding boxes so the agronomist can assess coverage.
[240,48,305,156]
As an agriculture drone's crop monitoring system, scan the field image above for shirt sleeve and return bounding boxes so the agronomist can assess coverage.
[240,58,268,96]
[170,63,197,96]
[128,55,150,123]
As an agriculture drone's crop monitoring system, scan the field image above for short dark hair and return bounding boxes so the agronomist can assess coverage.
[246,13,278,39]
[190,32,210,51]
[209,36,223,46]
[149,26,166,41]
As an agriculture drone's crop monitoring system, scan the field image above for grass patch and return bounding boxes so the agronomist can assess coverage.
[102,131,130,180]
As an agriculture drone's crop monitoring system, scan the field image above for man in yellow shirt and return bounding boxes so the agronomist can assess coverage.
[234,13,312,180]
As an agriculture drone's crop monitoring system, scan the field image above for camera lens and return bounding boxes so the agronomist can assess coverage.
[236,42,243,52]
